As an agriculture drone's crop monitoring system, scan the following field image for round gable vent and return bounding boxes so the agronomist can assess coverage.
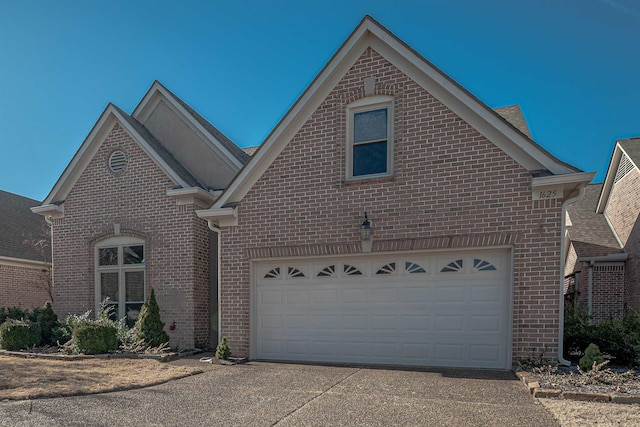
[109,151,127,173]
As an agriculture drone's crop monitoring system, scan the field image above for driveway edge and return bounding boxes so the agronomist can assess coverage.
[516,371,640,404]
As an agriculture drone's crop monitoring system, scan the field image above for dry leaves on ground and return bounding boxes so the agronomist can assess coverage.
[539,398,640,427]
[0,355,203,400]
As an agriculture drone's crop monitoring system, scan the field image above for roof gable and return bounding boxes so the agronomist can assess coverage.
[209,15,582,210]
[132,81,249,189]
[596,137,640,213]
[40,103,203,206]
[567,184,622,258]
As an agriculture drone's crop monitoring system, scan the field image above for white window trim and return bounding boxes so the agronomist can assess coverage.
[346,95,394,181]
[95,236,146,321]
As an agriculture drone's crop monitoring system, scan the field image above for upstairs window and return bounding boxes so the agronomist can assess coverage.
[347,96,393,180]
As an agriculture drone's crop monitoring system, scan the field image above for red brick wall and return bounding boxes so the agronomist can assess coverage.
[605,168,640,311]
[0,263,51,309]
[218,48,564,362]
[574,261,624,321]
[591,264,624,321]
[51,123,210,349]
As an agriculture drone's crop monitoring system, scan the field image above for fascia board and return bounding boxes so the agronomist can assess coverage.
[532,171,596,188]
[596,143,621,213]
[577,253,628,263]
[133,82,243,171]
[365,27,577,175]
[0,255,50,270]
[211,27,370,209]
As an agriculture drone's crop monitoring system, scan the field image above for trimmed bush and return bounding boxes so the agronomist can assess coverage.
[73,322,118,355]
[134,289,169,348]
[0,319,41,350]
[579,343,605,372]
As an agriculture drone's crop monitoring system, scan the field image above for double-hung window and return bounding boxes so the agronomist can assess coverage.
[96,237,146,327]
[347,96,394,180]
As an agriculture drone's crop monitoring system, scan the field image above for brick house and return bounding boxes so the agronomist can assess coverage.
[565,138,640,321]
[0,190,51,309]
[32,82,249,349]
[197,16,594,368]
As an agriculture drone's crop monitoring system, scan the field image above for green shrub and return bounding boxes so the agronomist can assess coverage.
[73,322,118,355]
[0,307,29,324]
[52,310,92,345]
[215,336,232,360]
[579,343,605,372]
[563,306,593,355]
[31,302,58,345]
[564,309,640,366]
[0,319,41,350]
[133,289,169,348]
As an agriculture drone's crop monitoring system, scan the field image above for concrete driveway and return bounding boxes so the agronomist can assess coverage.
[0,360,558,426]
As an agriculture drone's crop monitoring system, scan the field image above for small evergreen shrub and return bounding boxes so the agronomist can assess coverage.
[0,319,41,350]
[73,322,118,355]
[134,289,169,348]
[215,336,232,360]
[32,302,58,345]
[579,343,605,372]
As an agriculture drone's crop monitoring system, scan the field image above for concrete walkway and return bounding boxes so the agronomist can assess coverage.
[0,361,559,426]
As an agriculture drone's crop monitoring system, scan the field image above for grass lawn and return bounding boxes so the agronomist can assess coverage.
[0,355,203,400]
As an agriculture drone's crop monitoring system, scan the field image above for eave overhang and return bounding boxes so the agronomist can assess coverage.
[167,187,217,209]
[532,171,596,201]
[196,206,238,229]
[30,203,64,220]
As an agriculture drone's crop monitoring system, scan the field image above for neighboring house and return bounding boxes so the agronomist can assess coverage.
[565,137,640,321]
[197,16,594,369]
[32,81,249,349]
[0,190,51,309]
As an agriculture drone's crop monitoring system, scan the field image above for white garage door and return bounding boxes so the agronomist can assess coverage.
[254,250,511,369]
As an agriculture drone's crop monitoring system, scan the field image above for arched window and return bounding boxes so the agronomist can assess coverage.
[95,236,145,327]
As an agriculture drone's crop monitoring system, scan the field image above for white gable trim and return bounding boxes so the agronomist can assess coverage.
[596,141,640,213]
[40,104,192,206]
[209,16,581,211]
[132,81,244,171]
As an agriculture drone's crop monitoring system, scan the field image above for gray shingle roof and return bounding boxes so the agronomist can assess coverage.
[494,105,532,139]
[154,82,250,166]
[566,183,623,258]
[111,104,205,189]
[0,190,50,262]
[618,138,640,166]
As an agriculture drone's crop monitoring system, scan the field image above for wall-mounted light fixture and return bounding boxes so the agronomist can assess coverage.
[360,212,371,241]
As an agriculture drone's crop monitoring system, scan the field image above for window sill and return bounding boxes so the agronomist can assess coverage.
[343,174,396,186]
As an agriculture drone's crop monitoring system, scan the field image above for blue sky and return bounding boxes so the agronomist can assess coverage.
[1,0,638,201]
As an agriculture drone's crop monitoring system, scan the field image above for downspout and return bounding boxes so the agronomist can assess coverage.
[558,186,587,366]
[587,261,594,318]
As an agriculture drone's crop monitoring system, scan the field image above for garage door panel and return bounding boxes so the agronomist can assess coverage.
[469,315,502,332]
[255,250,510,369]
